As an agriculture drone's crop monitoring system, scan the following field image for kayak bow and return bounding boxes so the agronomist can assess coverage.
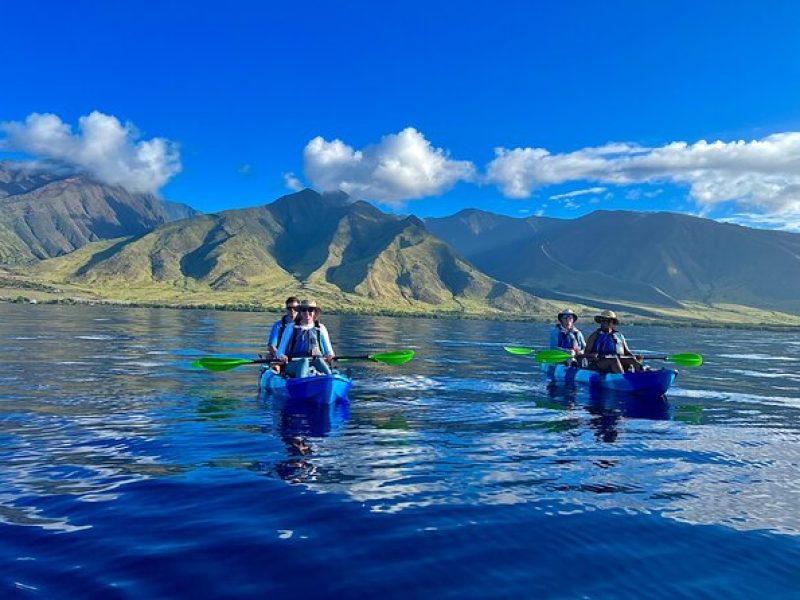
[259,369,352,404]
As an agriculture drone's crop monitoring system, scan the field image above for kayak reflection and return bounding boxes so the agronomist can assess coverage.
[270,395,351,439]
[265,395,350,483]
[540,381,672,443]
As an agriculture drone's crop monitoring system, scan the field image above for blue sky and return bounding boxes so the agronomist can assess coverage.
[3,1,800,228]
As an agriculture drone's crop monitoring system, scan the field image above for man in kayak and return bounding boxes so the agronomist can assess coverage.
[584,310,643,373]
[266,296,300,358]
[276,299,336,378]
[549,308,586,358]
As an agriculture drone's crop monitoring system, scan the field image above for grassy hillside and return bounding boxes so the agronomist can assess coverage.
[23,190,558,318]
[0,162,196,264]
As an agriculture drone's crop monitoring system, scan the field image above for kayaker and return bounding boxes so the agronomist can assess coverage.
[276,299,336,378]
[266,296,300,358]
[584,310,643,374]
[549,308,586,357]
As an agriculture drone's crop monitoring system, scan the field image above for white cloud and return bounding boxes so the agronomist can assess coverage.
[625,187,663,201]
[0,111,181,194]
[718,212,800,233]
[485,134,800,215]
[303,127,475,204]
[549,186,606,200]
[283,171,304,191]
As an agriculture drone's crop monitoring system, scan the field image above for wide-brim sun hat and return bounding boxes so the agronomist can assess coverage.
[298,299,320,313]
[594,309,619,324]
[557,308,579,322]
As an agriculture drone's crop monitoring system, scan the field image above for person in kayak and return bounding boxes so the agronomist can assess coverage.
[549,308,586,357]
[584,310,643,373]
[266,296,300,358]
[276,299,336,378]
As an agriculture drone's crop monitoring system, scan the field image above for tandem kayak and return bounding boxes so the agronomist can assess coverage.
[541,363,677,395]
[259,369,352,404]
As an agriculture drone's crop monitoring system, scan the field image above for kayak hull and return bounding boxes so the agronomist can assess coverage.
[259,369,352,404]
[541,363,677,395]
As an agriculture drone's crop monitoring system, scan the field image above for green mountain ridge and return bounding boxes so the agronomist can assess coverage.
[29,189,555,317]
[0,161,197,264]
[3,159,800,326]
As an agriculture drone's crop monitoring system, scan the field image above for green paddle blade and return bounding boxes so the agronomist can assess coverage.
[368,349,415,365]
[193,357,256,372]
[667,353,704,367]
[534,349,573,364]
[504,346,535,356]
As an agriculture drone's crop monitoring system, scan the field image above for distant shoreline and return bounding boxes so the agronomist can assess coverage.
[3,294,799,331]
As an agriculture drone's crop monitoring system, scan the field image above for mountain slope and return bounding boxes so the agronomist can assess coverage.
[427,209,800,314]
[33,190,554,315]
[0,162,197,264]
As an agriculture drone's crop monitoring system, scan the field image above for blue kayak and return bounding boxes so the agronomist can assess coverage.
[541,363,677,395]
[259,369,352,404]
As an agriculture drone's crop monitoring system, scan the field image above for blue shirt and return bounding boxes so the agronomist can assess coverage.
[267,314,293,347]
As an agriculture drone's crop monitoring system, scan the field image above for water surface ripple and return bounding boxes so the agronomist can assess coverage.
[1,304,799,597]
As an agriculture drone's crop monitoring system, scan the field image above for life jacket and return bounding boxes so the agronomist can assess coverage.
[590,329,625,356]
[287,323,323,358]
[556,327,582,351]
[275,313,294,346]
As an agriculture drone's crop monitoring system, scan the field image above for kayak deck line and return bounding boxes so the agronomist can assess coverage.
[259,368,352,404]
[541,363,677,395]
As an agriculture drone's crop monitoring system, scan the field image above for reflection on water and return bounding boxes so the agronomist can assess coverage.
[540,381,673,442]
[1,303,799,597]
[266,395,350,484]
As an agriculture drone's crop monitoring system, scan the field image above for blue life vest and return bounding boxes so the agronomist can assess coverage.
[287,325,322,358]
[591,330,625,356]
[557,329,580,351]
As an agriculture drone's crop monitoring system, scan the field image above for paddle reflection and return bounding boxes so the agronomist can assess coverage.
[541,381,672,442]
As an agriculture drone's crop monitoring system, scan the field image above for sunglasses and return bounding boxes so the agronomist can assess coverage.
[299,307,315,313]
[286,305,299,311]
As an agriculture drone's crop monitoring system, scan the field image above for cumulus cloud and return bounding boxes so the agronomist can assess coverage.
[486,134,800,215]
[0,111,181,194]
[549,186,607,200]
[283,171,304,191]
[303,127,475,204]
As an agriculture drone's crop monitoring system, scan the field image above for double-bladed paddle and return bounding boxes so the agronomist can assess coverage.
[531,348,704,367]
[192,349,415,372]
[503,346,536,356]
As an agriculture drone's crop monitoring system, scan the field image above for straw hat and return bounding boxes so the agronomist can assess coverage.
[298,299,320,313]
[594,309,620,324]
[557,308,579,322]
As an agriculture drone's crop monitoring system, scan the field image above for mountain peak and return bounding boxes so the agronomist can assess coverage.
[270,188,353,209]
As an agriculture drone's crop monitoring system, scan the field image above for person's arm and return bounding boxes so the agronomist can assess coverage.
[584,331,598,358]
[276,325,293,363]
[266,321,281,354]
[549,327,560,350]
[619,333,633,356]
[319,325,334,360]
[619,333,643,361]
[575,330,587,352]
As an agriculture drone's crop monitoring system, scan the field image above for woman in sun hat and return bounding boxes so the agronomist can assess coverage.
[584,310,643,374]
[276,299,336,378]
[549,308,586,356]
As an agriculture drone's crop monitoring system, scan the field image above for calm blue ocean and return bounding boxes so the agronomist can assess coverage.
[1,304,798,598]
